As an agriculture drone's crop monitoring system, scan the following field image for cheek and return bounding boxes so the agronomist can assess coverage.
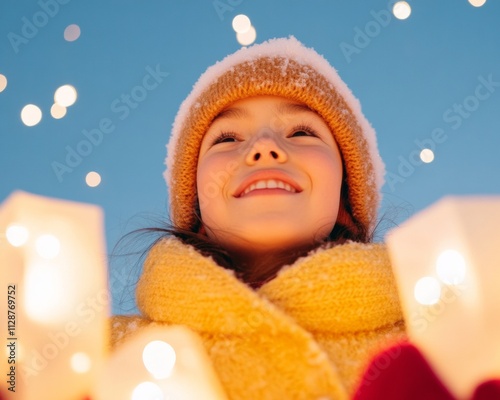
[197,160,220,215]
[307,149,343,219]
[308,147,343,188]
[196,153,238,217]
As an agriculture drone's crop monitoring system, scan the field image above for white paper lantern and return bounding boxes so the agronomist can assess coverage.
[386,196,500,399]
[94,325,228,400]
[0,191,109,400]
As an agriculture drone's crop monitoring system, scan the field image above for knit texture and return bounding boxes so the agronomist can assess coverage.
[165,37,384,234]
[110,238,405,400]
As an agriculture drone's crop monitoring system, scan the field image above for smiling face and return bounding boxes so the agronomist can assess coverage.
[196,95,343,259]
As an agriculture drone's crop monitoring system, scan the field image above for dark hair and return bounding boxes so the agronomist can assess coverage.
[112,201,404,323]
[326,176,370,243]
[118,174,370,289]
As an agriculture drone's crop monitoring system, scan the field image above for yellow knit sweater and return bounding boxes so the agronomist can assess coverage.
[110,238,406,399]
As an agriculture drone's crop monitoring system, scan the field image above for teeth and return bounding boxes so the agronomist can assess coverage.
[242,179,297,196]
[267,180,278,189]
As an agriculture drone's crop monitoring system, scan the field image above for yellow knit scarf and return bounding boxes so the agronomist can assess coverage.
[111,238,405,400]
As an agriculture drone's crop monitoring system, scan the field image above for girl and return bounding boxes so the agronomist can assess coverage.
[111,36,406,399]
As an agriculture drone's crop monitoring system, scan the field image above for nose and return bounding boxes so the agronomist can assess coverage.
[244,133,288,165]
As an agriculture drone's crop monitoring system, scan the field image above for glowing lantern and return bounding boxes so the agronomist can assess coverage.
[386,196,500,399]
[94,325,228,399]
[0,191,109,400]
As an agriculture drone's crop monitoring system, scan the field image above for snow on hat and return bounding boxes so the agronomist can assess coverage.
[164,36,385,235]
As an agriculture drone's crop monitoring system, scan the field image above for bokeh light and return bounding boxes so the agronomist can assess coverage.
[35,234,61,259]
[64,24,81,41]
[6,224,29,247]
[0,74,7,92]
[70,352,92,374]
[21,104,42,127]
[131,382,164,400]
[54,84,78,107]
[232,14,251,33]
[142,340,176,379]
[51,103,67,119]
[85,171,101,187]
[393,1,412,20]
[236,25,257,46]
[414,276,441,305]
[420,148,434,163]
[436,249,466,285]
[469,0,487,7]
[24,264,66,322]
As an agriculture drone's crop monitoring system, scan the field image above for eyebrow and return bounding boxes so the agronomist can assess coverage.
[211,100,316,123]
[211,107,250,122]
[276,101,315,115]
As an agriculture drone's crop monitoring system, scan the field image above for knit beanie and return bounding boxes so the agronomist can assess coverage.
[164,36,385,236]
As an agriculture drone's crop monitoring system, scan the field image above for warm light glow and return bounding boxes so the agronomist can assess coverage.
[86,171,101,187]
[24,263,66,322]
[6,224,29,247]
[131,381,164,400]
[393,1,412,20]
[54,84,78,107]
[436,249,466,285]
[0,74,7,92]
[51,103,67,119]
[236,25,257,46]
[142,340,176,379]
[35,234,61,259]
[468,0,487,6]
[71,352,92,373]
[17,342,24,362]
[414,276,441,305]
[21,104,42,127]
[64,24,81,41]
[420,148,434,163]
[232,14,251,33]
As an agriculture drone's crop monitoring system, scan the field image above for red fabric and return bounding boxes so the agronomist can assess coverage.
[353,342,500,400]
[353,342,455,400]
[472,379,500,400]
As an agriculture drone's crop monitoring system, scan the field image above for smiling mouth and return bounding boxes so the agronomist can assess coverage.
[240,179,298,197]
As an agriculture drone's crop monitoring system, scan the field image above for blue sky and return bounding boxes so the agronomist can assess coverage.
[1,0,499,314]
